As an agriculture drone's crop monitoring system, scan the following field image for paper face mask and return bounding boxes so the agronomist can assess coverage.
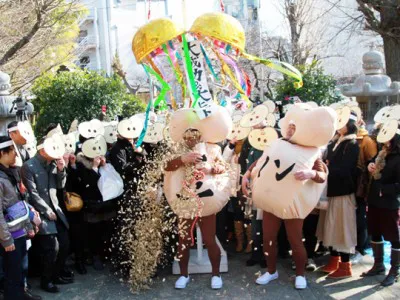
[143,122,165,144]
[17,121,35,143]
[374,105,400,124]
[117,117,143,139]
[82,135,107,158]
[78,119,104,139]
[103,122,118,144]
[240,105,269,128]
[227,122,251,141]
[263,100,276,112]
[251,139,324,219]
[280,106,337,147]
[46,124,63,138]
[248,127,279,151]
[377,119,400,143]
[37,134,65,159]
[63,133,77,154]
[23,140,37,158]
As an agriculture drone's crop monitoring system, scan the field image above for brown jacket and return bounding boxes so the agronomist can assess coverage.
[357,128,378,169]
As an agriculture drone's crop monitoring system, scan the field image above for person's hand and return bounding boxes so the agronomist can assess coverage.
[48,212,57,221]
[241,172,251,197]
[93,156,101,169]
[212,165,225,174]
[5,244,15,252]
[69,154,76,167]
[56,158,66,172]
[181,152,202,164]
[63,154,70,167]
[32,213,41,226]
[27,230,35,239]
[368,163,376,174]
[294,169,316,181]
[100,156,106,167]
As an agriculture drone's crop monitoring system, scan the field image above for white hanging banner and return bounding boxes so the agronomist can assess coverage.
[188,40,217,119]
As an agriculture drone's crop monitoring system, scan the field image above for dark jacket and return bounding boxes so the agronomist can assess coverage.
[325,135,360,197]
[21,153,68,234]
[367,152,400,209]
[0,167,32,247]
[75,154,117,219]
[238,137,251,175]
[109,138,145,190]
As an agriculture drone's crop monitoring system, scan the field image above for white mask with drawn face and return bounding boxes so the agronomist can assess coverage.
[82,135,107,158]
[62,133,77,154]
[78,119,104,139]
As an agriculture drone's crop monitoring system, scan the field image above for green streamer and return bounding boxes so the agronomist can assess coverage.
[182,34,200,108]
[143,64,170,110]
[201,44,219,82]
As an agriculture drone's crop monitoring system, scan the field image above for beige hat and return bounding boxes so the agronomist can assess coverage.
[248,127,279,151]
[169,106,232,143]
[82,135,107,158]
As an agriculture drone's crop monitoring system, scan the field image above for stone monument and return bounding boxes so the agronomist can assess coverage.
[340,50,400,127]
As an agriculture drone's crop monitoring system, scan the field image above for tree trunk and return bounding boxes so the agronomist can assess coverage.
[382,36,400,82]
[380,3,400,81]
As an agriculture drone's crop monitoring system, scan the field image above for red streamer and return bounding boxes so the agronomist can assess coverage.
[220,0,225,12]
[147,0,151,20]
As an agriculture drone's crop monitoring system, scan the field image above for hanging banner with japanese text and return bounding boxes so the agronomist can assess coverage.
[187,40,217,119]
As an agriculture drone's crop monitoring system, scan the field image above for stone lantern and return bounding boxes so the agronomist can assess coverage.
[340,50,400,128]
[0,71,34,134]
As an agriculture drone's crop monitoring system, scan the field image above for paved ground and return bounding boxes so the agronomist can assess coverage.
[29,247,400,300]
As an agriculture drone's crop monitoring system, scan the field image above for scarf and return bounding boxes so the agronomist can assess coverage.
[332,134,357,152]
[372,146,388,180]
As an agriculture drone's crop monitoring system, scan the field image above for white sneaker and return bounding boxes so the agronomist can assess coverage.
[175,276,190,289]
[295,276,307,289]
[350,251,363,265]
[256,271,279,285]
[211,276,223,289]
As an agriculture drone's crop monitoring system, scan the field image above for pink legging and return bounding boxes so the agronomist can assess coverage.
[177,215,221,276]
[263,211,307,276]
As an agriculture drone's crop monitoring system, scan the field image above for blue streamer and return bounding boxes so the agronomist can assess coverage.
[200,44,219,81]
[135,99,152,148]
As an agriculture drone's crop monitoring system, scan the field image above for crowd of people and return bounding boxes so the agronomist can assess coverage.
[0,100,399,299]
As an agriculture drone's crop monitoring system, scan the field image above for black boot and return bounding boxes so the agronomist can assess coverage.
[381,248,400,287]
[24,288,42,300]
[361,241,386,277]
[40,282,59,293]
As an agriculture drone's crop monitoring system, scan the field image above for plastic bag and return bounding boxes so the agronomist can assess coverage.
[98,164,124,201]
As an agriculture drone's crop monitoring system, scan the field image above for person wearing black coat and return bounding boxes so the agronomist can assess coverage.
[362,124,400,287]
[320,112,360,279]
[75,153,116,271]
[108,138,145,193]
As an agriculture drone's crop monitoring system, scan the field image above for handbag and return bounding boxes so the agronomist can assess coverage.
[65,192,83,212]
[5,201,30,227]
[98,164,124,201]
